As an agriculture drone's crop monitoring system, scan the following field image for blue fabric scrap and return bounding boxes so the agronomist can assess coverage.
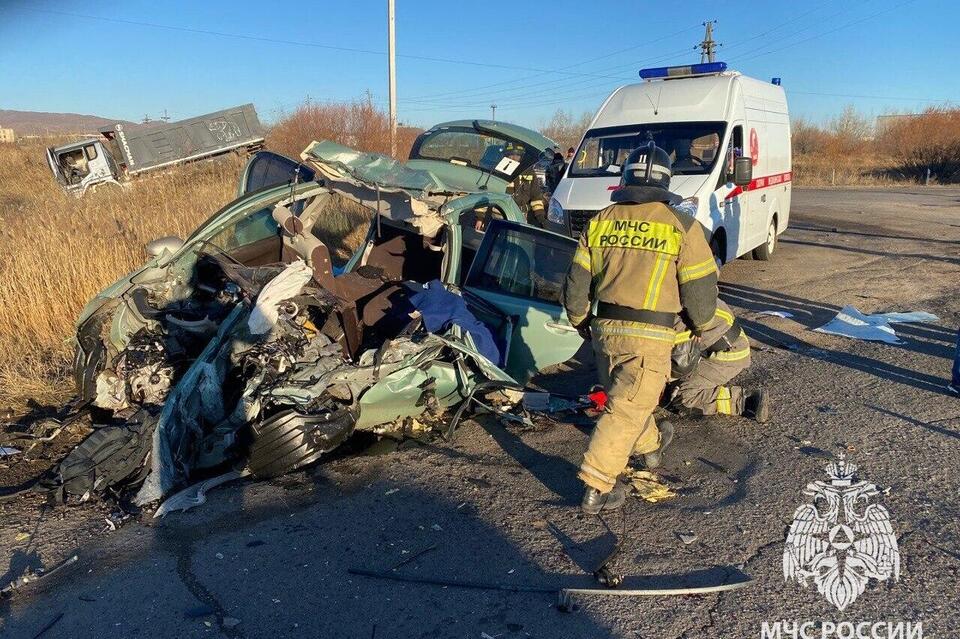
[409,280,501,365]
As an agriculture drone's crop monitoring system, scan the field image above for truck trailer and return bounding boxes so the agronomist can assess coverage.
[46,104,265,195]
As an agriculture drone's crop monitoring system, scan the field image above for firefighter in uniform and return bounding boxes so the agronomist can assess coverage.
[562,142,719,514]
[668,299,770,422]
[504,143,547,228]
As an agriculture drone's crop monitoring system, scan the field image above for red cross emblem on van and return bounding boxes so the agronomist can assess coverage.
[749,127,759,166]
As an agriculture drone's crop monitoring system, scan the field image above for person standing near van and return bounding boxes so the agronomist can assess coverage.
[504,143,547,227]
[546,151,565,193]
[562,142,719,514]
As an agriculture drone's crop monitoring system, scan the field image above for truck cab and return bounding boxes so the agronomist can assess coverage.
[46,139,122,195]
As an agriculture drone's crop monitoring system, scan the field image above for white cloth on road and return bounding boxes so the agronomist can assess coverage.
[814,305,938,344]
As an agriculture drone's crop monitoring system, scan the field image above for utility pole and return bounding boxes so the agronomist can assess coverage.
[387,0,397,157]
[160,109,170,122]
[490,104,497,121]
[699,21,718,63]
[141,114,151,124]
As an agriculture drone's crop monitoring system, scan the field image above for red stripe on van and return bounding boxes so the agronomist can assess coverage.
[723,171,792,200]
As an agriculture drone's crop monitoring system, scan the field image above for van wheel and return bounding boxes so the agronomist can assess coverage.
[753,218,777,261]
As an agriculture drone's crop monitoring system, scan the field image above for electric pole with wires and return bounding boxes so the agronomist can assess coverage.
[699,21,719,63]
[490,104,497,121]
[387,0,397,157]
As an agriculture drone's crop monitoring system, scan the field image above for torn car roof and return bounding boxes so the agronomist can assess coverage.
[302,140,453,194]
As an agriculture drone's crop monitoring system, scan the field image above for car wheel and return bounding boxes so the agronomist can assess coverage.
[753,217,777,261]
[46,410,158,498]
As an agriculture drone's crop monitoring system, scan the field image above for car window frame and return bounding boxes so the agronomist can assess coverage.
[464,219,577,307]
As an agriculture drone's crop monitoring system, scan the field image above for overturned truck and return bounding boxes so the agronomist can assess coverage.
[54,120,585,505]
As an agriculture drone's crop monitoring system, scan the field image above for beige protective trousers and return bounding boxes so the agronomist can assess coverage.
[578,322,673,493]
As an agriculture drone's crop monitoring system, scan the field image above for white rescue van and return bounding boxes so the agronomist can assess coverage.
[547,62,791,262]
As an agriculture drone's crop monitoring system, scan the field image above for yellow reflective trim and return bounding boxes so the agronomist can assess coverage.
[586,219,681,255]
[716,386,732,414]
[678,257,717,284]
[711,346,751,362]
[573,246,591,271]
[649,252,670,308]
[642,252,669,308]
[592,323,676,343]
[591,246,604,277]
[529,200,544,211]
[673,330,692,345]
[715,308,734,326]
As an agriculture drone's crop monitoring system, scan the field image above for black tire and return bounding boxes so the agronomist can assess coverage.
[753,217,777,261]
[246,407,358,479]
[49,411,158,497]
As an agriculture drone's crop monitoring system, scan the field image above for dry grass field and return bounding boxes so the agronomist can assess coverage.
[0,141,244,408]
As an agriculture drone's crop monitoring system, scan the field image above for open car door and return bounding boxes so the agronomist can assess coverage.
[464,220,583,383]
[239,150,316,195]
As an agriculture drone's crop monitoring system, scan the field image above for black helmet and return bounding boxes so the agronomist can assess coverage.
[611,141,680,204]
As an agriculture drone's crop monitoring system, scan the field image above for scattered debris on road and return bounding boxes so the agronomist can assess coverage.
[756,310,794,319]
[814,305,938,344]
[1,554,79,600]
[627,470,676,503]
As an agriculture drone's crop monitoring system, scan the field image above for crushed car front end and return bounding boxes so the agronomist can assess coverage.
[58,143,554,506]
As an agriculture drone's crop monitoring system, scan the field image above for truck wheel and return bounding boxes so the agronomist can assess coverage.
[753,218,777,261]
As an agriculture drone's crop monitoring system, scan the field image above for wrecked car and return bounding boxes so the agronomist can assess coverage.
[55,120,585,506]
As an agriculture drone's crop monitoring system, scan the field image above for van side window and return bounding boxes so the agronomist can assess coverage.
[84,144,98,161]
[718,125,743,188]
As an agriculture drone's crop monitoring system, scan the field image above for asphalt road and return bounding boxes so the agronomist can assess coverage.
[2,187,959,639]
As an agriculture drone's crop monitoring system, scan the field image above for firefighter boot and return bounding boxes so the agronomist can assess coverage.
[581,476,628,515]
[744,389,770,423]
[642,421,675,469]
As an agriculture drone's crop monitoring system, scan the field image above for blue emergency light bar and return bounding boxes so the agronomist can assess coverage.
[639,61,728,79]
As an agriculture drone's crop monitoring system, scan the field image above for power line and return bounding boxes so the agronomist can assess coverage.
[26,7,634,82]
[729,0,920,63]
[401,46,693,108]
[789,90,953,103]
[403,23,701,103]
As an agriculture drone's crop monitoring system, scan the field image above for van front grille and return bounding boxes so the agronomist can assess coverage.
[567,209,600,237]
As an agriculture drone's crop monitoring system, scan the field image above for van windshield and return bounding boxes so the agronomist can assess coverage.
[569,122,726,178]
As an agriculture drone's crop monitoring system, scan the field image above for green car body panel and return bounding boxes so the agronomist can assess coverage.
[71,121,582,499]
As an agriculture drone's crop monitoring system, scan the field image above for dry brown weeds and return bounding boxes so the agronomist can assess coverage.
[0,140,243,408]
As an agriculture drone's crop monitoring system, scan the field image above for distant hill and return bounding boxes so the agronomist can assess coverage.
[0,109,138,135]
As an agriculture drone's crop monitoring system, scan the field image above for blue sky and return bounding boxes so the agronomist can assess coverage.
[0,0,954,129]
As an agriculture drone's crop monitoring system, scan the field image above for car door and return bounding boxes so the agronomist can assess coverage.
[239,150,316,195]
[464,220,583,383]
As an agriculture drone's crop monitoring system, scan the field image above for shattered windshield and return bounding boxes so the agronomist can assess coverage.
[570,122,726,177]
[410,127,540,180]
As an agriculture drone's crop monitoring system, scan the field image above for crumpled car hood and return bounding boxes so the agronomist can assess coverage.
[302,140,453,194]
